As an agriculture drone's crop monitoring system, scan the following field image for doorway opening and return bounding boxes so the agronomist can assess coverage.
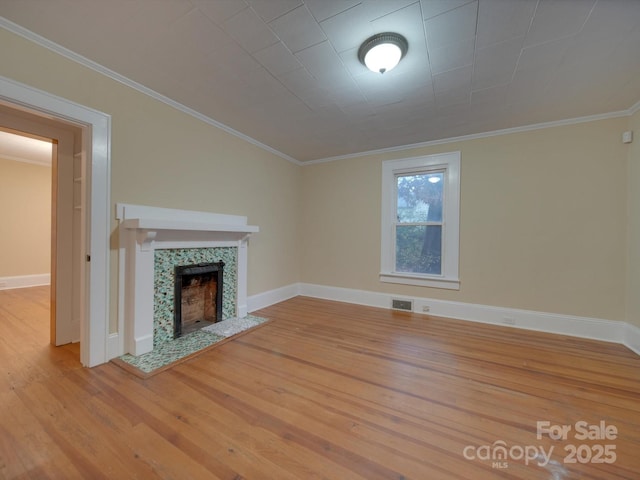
[0,77,111,367]
[0,110,83,350]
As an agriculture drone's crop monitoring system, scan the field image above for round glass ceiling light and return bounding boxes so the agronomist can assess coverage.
[358,32,408,74]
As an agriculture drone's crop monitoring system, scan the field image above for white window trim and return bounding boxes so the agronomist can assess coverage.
[380,152,461,290]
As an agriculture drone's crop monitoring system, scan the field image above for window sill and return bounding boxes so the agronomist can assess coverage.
[379,272,460,290]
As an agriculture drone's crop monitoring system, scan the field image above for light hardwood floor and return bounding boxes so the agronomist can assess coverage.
[1,286,639,479]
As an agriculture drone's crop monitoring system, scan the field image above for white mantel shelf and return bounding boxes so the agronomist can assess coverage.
[121,218,259,235]
[116,204,259,358]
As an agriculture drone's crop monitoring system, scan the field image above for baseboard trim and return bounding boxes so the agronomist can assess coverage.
[132,334,154,357]
[298,283,634,349]
[248,283,300,313]
[624,323,640,356]
[106,332,120,361]
[0,273,50,290]
[108,282,640,360]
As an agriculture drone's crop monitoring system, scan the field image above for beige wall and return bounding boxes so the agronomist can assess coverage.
[301,118,629,321]
[1,27,637,332]
[0,157,51,277]
[0,28,301,333]
[627,110,640,327]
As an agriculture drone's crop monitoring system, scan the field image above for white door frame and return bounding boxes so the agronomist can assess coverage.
[0,75,111,367]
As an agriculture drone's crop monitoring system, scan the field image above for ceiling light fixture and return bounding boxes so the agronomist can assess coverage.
[358,32,408,74]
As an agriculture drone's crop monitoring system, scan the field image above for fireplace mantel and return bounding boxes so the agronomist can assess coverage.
[116,204,259,356]
[121,218,259,234]
[121,218,259,251]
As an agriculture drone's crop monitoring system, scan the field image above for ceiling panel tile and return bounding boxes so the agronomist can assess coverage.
[169,9,232,56]
[507,101,561,129]
[464,108,512,135]
[425,1,477,49]
[294,41,348,82]
[606,27,640,71]
[320,3,375,53]
[329,83,368,108]
[126,0,195,30]
[226,68,292,108]
[506,69,554,106]
[305,0,361,22]
[340,100,377,119]
[476,0,536,49]
[247,0,302,23]
[353,78,407,107]
[605,72,640,112]
[277,66,320,92]
[531,69,603,117]
[366,90,407,108]
[419,0,474,20]
[396,71,434,98]
[516,36,570,74]
[339,46,370,77]
[471,83,510,106]
[361,0,422,21]
[374,97,436,123]
[222,7,280,53]
[269,5,327,53]
[435,88,471,109]
[561,29,624,70]
[194,0,249,24]
[205,41,263,76]
[370,2,425,43]
[561,1,640,68]
[253,41,303,77]
[278,67,333,109]
[428,38,474,75]
[524,0,597,48]
[140,32,205,76]
[352,66,428,95]
[547,57,622,103]
[472,36,523,90]
[433,64,473,94]
[580,0,640,40]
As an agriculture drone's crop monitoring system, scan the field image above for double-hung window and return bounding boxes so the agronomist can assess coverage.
[380,152,460,290]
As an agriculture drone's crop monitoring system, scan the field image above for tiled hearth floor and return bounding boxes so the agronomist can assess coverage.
[113,315,268,377]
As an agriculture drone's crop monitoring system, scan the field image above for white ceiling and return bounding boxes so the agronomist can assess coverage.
[0,130,52,166]
[2,0,640,163]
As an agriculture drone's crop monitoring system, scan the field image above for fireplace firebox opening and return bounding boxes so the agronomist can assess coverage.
[174,261,224,338]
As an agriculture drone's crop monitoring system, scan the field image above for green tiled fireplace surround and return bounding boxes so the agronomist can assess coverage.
[153,247,237,347]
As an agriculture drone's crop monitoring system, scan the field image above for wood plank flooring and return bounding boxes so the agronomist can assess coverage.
[1,286,639,479]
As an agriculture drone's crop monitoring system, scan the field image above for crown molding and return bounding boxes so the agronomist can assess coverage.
[0,18,301,166]
[304,108,636,165]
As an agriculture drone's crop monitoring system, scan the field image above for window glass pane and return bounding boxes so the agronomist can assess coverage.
[395,225,442,275]
[382,152,460,288]
[396,172,444,223]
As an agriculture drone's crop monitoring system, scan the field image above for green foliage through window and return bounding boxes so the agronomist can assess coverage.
[395,172,444,275]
